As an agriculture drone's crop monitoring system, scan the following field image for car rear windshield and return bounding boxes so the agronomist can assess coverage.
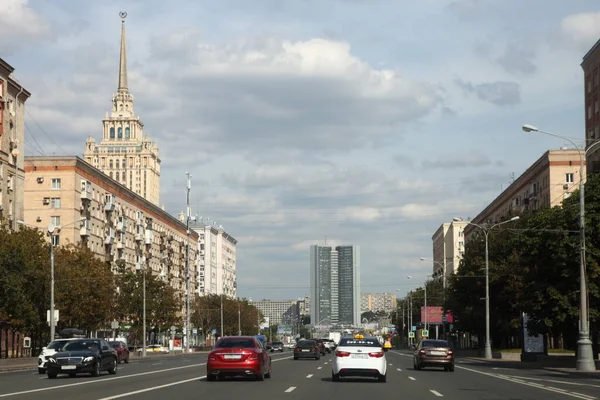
[339,338,381,347]
[421,340,449,348]
[297,340,316,347]
[216,339,255,348]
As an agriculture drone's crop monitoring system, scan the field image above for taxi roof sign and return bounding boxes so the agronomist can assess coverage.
[354,333,364,340]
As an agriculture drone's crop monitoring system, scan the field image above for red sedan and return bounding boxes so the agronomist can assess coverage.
[207,336,272,381]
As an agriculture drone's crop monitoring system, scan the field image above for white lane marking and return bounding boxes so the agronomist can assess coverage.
[151,363,162,366]
[323,362,328,364]
[389,363,393,366]
[99,376,206,399]
[285,387,296,393]
[317,367,322,370]
[456,365,597,400]
[504,375,600,388]
[492,367,514,370]
[98,355,293,400]
[306,374,313,378]
[397,368,402,372]
[0,362,207,398]
[430,390,443,397]
[408,376,416,381]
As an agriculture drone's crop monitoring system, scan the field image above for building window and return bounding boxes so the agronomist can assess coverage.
[110,172,113,179]
[51,235,60,246]
[122,171,126,181]
[110,127,115,139]
[50,216,61,227]
[50,198,61,209]
[588,106,592,119]
[118,127,123,139]
[116,160,120,169]
[566,173,574,183]
[51,178,61,189]
[109,160,113,169]
[125,127,130,139]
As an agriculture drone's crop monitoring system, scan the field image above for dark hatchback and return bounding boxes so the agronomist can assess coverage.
[46,339,118,378]
[293,339,321,360]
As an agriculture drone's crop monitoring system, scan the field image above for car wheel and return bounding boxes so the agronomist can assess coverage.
[316,356,320,360]
[91,360,101,377]
[331,371,339,382]
[124,355,130,364]
[294,356,298,360]
[449,365,455,372]
[256,368,265,381]
[38,368,45,374]
[378,373,387,383]
[47,373,57,379]
[265,365,272,379]
[108,359,117,375]
[207,374,216,381]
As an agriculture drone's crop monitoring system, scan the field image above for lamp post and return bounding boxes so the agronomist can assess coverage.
[238,302,242,336]
[457,216,519,360]
[407,275,432,332]
[523,124,599,371]
[185,172,191,352]
[17,217,86,342]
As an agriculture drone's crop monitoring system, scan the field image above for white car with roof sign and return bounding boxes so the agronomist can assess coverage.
[331,334,388,382]
[37,338,80,374]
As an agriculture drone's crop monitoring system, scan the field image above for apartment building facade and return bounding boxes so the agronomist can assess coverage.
[582,38,600,174]
[464,149,584,240]
[252,300,300,326]
[360,293,397,313]
[189,219,238,298]
[430,219,469,280]
[23,156,198,302]
[0,58,30,230]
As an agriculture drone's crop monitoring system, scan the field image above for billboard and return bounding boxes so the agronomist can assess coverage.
[420,306,453,324]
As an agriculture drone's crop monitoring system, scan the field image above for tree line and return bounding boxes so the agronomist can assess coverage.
[0,224,262,357]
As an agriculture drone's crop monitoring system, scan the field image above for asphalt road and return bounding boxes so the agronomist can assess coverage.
[0,350,598,399]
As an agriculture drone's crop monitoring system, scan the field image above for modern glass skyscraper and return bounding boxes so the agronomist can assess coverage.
[310,245,360,326]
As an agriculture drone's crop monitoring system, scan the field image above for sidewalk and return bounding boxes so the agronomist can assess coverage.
[0,350,209,372]
[459,355,600,377]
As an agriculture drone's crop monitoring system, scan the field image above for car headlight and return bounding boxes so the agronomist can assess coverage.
[48,358,57,363]
[83,356,95,363]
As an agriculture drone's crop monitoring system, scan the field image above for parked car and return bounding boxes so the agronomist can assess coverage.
[413,339,454,371]
[207,336,272,381]
[109,341,130,363]
[137,344,169,354]
[46,339,118,378]
[293,339,320,360]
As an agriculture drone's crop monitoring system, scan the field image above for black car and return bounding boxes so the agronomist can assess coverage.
[46,338,118,378]
[293,339,321,360]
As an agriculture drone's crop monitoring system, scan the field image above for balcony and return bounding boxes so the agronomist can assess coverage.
[145,230,154,245]
[116,241,124,249]
[116,216,127,232]
[80,220,91,236]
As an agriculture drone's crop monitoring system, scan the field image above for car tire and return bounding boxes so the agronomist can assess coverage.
[108,359,117,375]
[38,368,45,374]
[449,365,455,372]
[332,371,340,382]
[256,368,265,381]
[294,356,298,360]
[47,373,57,379]
[316,356,320,360]
[265,365,272,379]
[91,360,101,377]
[207,374,216,381]
[378,373,387,383]
[124,355,130,364]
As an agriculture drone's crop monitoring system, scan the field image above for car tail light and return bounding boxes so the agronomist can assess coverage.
[447,350,453,355]
[294,347,299,352]
[419,350,425,354]
[247,351,259,360]
[336,351,350,357]
[313,347,318,352]
[208,353,216,361]
[368,352,384,358]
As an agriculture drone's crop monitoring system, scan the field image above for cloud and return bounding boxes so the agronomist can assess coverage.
[422,153,492,169]
[0,0,51,54]
[393,154,415,167]
[560,12,600,51]
[454,79,521,106]
[495,43,538,75]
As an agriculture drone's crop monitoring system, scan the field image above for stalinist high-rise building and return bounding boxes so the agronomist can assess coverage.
[84,12,161,205]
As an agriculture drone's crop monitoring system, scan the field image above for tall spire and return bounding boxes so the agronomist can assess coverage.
[118,11,128,92]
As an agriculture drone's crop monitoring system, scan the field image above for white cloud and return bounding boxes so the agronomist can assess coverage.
[560,12,600,51]
[0,0,50,53]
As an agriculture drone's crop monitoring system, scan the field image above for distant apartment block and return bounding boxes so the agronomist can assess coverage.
[464,149,584,240]
[0,58,30,230]
[23,156,199,304]
[189,219,238,298]
[430,219,469,280]
[360,293,397,313]
[252,300,300,326]
[310,245,360,326]
[582,38,600,173]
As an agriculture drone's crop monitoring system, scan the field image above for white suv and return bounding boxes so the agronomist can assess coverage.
[37,339,79,374]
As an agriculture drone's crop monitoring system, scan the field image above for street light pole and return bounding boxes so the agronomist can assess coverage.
[185,172,191,352]
[238,303,242,336]
[523,124,597,371]
[220,294,224,338]
[459,216,519,360]
[49,236,55,340]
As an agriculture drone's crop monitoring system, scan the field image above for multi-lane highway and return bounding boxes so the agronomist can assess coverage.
[0,350,598,399]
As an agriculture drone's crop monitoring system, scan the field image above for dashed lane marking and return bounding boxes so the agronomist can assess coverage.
[317,367,322,370]
[285,387,296,393]
[397,368,402,372]
[430,390,443,397]
[408,376,416,381]
[306,374,313,378]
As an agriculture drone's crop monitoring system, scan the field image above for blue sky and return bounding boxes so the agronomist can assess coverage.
[2,0,600,301]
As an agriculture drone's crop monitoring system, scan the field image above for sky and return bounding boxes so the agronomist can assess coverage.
[2,0,600,302]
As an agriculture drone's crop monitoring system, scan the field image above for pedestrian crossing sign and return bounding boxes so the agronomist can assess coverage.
[422,330,429,337]
[408,332,415,338]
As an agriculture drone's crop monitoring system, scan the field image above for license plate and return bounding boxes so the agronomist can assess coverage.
[61,365,76,370]
[351,354,368,359]
[430,351,446,356]
[223,354,241,360]
[302,349,310,352]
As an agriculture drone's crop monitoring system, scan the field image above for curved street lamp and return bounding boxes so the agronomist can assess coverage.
[523,124,597,371]
[455,216,519,360]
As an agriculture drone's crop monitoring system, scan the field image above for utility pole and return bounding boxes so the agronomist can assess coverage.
[238,303,242,336]
[185,172,191,352]
[220,294,224,338]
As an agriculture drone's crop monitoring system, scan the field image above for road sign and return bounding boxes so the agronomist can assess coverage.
[408,332,415,338]
[421,329,429,337]
[412,326,416,331]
